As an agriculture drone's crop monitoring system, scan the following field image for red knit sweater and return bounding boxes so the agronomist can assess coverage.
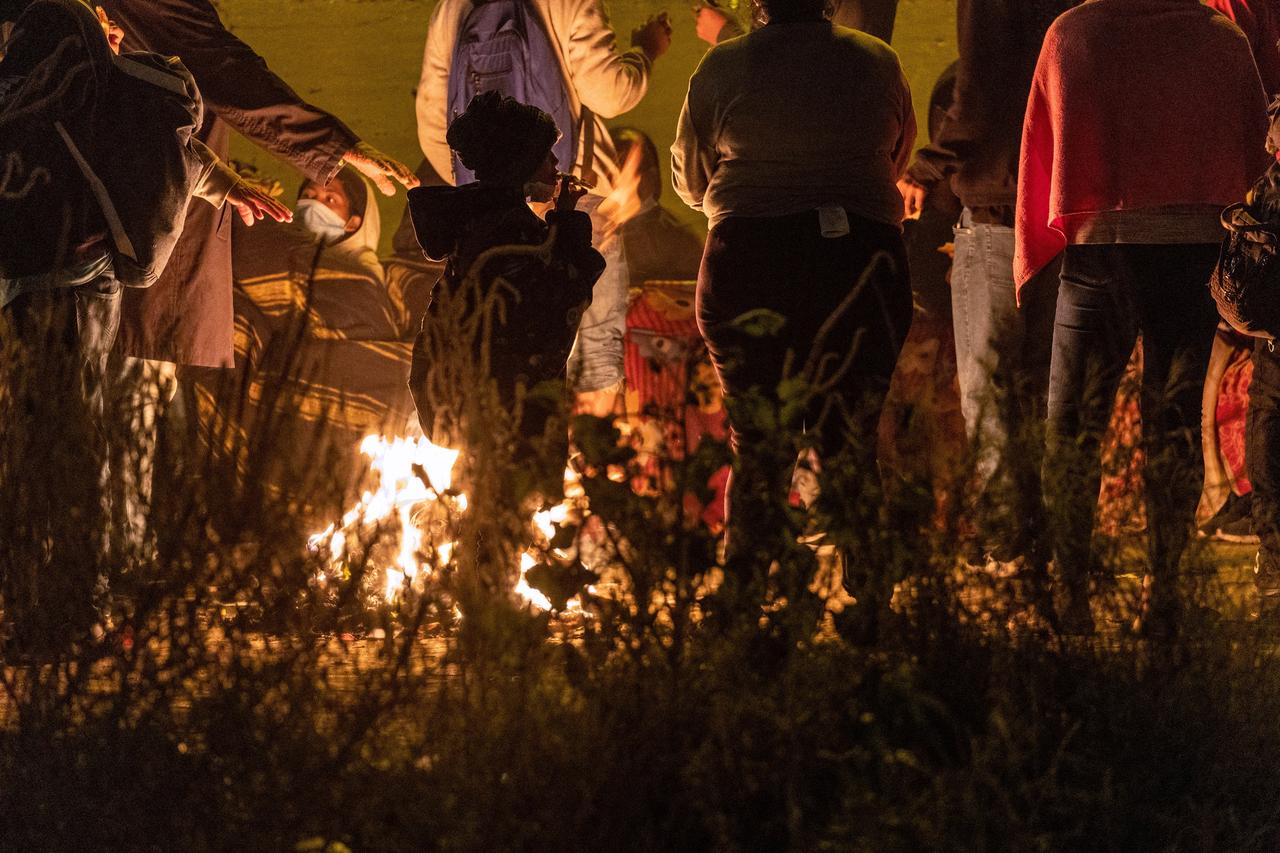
[1013,0,1270,292]
[1205,0,1280,96]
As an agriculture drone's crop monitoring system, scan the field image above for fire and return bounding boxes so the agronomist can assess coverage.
[309,433,579,613]
[595,142,646,251]
[308,434,461,601]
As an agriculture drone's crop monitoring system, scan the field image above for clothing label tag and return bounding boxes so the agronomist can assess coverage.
[818,205,850,238]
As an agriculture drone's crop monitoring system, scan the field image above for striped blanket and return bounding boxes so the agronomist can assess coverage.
[186,219,433,504]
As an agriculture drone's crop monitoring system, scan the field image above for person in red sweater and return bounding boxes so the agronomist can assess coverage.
[1015,0,1270,634]
[1206,0,1280,97]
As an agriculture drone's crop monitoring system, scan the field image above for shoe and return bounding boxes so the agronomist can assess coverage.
[1199,492,1254,540]
[1208,502,1259,540]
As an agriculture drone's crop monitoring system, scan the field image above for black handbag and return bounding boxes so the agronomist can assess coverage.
[1210,163,1280,341]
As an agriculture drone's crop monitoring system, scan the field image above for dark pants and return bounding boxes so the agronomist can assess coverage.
[5,274,122,409]
[1,270,120,651]
[1045,243,1219,605]
[696,210,912,551]
[1247,338,1280,598]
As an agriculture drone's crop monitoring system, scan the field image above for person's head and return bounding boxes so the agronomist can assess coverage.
[751,0,829,27]
[446,91,560,199]
[296,168,368,244]
[609,126,661,205]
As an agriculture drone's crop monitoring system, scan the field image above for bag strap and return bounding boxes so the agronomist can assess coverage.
[1221,201,1280,236]
[576,106,596,187]
[54,119,137,262]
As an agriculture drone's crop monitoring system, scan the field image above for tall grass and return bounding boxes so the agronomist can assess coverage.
[1,280,1279,853]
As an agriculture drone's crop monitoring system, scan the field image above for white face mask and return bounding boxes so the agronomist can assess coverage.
[295,198,349,244]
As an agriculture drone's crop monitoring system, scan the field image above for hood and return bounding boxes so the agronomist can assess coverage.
[328,172,381,264]
[407,183,526,262]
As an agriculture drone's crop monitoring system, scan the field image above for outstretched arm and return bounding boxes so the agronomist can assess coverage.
[106,0,415,192]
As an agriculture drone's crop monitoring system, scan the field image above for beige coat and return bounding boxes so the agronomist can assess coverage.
[416,0,651,196]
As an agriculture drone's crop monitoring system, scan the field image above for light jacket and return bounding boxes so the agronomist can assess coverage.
[416,0,651,196]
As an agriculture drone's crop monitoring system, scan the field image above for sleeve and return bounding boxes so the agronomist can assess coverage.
[905,0,1008,188]
[189,138,240,209]
[670,77,717,213]
[111,0,360,184]
[892,64,917,180]
[1013,57,1058,290]
[561,0,652,119]
[546,209,607,290]
[416,0,460,184]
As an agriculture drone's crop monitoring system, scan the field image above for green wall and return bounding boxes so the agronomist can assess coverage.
[219,0,956,253]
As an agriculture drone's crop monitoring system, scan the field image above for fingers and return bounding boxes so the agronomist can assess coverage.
[233,200,255,227]
[260,194,292,223]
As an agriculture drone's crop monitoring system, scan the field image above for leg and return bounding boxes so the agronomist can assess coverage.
[1248,339,1280,613]
[1131,244,1220,626]
[1044,245,1140,613]
[696,221,793,557]
[567,205,629,395]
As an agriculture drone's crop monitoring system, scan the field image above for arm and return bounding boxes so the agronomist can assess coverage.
[891,64,917,179]
[189,139,293,225]
[905,0,1009,189]
[416,0,460,184]
[108,0,362,184]
[561,0,653,118]
[670,82,717,213]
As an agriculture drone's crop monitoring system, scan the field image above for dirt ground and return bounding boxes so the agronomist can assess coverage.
[217,0,957,255]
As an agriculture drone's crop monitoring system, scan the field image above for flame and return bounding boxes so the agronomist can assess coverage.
[595,142,646,251]
[308,434,460,603]
[310,433,578,614]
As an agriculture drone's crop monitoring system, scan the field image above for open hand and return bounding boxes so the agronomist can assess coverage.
[227,180,293,227]
[343,142,420,196]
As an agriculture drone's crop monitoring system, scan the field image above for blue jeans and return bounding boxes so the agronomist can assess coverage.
[567,197,629,393]
[1045,243,1219,604]
[950,210,1058,555]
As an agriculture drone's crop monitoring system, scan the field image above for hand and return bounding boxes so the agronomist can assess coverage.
[342,142,420,196]
[555,174,589,213]
[227,180,293,227]
[897,176,928,220]
[693,5,730,45]
[95,5,123,54]
[632,13,673,62]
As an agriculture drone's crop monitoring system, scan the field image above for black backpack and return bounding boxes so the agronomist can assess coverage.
[0,0,204,287]
[1210,161,1280,341]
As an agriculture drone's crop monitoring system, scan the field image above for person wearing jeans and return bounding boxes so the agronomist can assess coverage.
[949,211,1059,561]
[1044,243,1222,632]
[898,0,1079,565]
[1015,0,1269,633]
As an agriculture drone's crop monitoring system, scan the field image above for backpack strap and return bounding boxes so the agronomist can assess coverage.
[576,106,596,188]
[54,119,137,262]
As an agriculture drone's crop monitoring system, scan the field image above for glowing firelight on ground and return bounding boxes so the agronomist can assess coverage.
[308,434,574,612]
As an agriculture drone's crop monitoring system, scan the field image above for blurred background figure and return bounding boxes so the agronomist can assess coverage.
[608,126,705,288]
